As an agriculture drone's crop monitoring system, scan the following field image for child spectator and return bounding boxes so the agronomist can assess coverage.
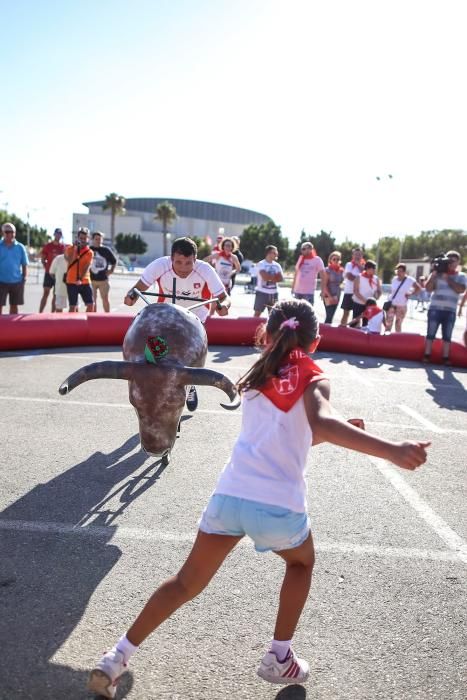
[349,297,385,334]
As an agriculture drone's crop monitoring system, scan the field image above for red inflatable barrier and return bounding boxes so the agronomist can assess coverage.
[0,313,466,367]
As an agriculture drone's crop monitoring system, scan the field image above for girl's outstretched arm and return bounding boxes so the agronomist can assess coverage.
[305,380,430,471]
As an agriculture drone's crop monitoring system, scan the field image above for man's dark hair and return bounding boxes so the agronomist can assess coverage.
[265,245,277,255]
[365,260,377,270]
[171,237,197,257]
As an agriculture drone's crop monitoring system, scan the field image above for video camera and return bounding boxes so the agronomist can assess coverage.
[431,254,450,274]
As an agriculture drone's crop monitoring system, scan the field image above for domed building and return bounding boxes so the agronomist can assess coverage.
[72,197,271,263]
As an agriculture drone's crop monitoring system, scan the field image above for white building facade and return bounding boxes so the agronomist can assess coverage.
[73,197,271,264]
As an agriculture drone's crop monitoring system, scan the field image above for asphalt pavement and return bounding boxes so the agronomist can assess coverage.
[0,272,466,699]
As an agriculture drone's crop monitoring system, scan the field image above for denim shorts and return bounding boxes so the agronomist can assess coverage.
[426,307,456,342]
[199,494,310,553]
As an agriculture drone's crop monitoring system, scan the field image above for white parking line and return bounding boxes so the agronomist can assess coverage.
[0,517,460,563]
[398,404,446,433]
[368,456,467,564]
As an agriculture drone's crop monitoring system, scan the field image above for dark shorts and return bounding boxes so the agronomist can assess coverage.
[426,307,456,342]
[341,293,354,310]
[67,283,94,307]
[43,272,55,289]
[254,290,278,313]
[0,282,25,306]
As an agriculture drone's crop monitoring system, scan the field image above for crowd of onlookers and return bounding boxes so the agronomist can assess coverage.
[1,222,466,359]
[0,223,116,315]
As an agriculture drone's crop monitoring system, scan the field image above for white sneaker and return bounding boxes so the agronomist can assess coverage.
[87,649,128,698]
[257,647,310,685]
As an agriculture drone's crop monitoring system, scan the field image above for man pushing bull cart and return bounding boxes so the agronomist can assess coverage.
[124,237,231,411]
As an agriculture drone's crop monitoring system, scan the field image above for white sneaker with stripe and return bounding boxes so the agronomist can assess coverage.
[257,647,309,684]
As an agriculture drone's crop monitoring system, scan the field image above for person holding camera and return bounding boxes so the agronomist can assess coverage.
[423,250,466,365]
[385,263,421,333]
[64,227,94,313]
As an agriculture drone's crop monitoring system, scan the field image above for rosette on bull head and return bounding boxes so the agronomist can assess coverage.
[59,304,239,462]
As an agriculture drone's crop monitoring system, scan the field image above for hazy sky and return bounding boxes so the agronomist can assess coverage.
[1,0,466,245]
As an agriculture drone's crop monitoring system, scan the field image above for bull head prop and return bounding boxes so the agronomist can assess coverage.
[59,304,240,463]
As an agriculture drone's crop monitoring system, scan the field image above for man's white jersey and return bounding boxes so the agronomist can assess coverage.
[140,256,225,323]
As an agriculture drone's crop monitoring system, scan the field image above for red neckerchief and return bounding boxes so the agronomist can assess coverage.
[75,245,90,254]
[258,349,326,412]
[363,305,382,319]
[352,257,366,268]
[218,250,233,260]
[361,270,376,288]
[297,251,316,268]
[328,262,343,273]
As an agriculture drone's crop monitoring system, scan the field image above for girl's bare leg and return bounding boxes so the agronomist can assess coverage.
[127,531,243,646]
[273,532,315,641]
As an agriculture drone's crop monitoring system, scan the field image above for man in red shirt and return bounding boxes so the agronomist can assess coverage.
[39,228,65,312]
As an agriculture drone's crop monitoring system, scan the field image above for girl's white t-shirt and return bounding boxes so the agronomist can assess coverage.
[214,389,313,513]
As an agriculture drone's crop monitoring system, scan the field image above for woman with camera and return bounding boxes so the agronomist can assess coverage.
[423,250,466,365]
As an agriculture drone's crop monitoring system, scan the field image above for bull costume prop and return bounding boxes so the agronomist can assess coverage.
[59,295,240,467]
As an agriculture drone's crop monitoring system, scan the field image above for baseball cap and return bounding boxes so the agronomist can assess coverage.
[78,226,90,234]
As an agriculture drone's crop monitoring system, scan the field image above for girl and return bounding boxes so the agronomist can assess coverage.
[88,299,430,698]
[205,237,241,294]
[323,250,344,324]
[351,259,382,327]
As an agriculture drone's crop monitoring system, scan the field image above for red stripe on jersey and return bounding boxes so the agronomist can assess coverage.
[156,276,165,303]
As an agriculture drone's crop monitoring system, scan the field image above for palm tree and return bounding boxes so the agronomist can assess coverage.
[102,193,126,247]
[155,201,177,256]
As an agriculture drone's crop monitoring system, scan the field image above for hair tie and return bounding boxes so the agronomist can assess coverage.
[280,317,299,331]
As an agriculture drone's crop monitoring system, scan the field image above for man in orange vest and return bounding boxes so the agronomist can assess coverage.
[64,227,94,312]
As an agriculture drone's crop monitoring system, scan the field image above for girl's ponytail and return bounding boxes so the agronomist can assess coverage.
[237,300,318,394]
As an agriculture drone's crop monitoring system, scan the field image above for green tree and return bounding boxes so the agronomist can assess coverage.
[115,233,148,255]
[293,230,337,265]
[368,236,401,282]
[191,236,212,259]
[0,209,48,249]
[155,201,177,256]
[240,220,290,266]
[102,193,126,246]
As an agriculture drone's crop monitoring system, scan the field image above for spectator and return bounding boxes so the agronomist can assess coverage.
[253,245,284,317]
[211,232,224,254]
[339,248,365,326]
[204,237,240,295]
[385,264,421,333]
[231,236,244,288]
[459,290,467,347]
[124,237,230,412]
[64,227,94,313]
[349,297,385,334]
[0,222,28,315]
[291,242,328,305]
[351,260,382,328]
[49,254,68,312]
[323,251,344,324]
[415,276,430,311]
[90,232,117,312]
[423,251,466,365]
[39,228,65,312]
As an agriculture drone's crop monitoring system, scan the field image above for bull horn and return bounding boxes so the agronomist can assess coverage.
[59,361,138,395]
[180,367,241,410]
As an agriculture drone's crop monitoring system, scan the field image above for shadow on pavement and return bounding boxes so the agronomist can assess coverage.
[0,434,166,699]
[274,685,307,699]
[424,366,467,411]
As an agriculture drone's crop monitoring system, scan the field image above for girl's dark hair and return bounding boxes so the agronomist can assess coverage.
[237,299,319,394]
[171,237,197,257]
[221,236,237,251]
